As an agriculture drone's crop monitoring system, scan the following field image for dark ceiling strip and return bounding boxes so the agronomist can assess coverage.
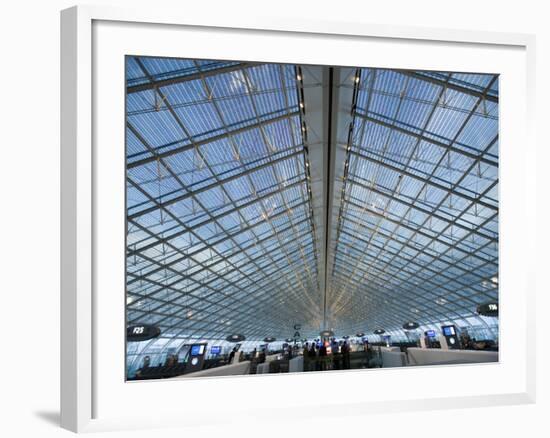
[322,67,334,329]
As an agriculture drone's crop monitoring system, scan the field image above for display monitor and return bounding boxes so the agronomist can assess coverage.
[190,344,205,356]
[442,326,456,336]
[210,346,221,355]
[426,330,436,338]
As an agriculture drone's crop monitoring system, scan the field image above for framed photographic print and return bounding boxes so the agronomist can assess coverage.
[61,5,536,433]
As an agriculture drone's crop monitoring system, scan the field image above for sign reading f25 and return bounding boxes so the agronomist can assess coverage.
[127,324,161,342]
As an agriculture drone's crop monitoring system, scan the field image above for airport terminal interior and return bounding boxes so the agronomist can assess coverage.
[125,57,499,380]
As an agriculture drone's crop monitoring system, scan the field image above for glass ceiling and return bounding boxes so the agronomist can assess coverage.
[126,57,499,353]
[328,68,499,339]
[126,58,322,345]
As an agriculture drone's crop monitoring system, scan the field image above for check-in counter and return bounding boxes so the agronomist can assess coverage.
[407,348,498,366]
[173,360,251,378]
[289,356,303,373]
[265,354,280,363]
[380,346,401,353]
[256,362,270,374]
[381,350,407,367]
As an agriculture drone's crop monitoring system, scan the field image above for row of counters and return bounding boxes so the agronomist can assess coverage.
[379,346,498,367]
[171,347,498,378]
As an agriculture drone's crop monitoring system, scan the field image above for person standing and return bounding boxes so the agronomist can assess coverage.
[342,341,351,369]
[228,347,237,364]
[303,343,309,371]
[319,342,327,371]
[309,343,317,371]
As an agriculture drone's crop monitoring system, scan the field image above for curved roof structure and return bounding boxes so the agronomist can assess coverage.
[125,57,499,367]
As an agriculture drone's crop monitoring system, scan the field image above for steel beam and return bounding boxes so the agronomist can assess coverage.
[349,149,498,211]
[127,111,300,169]
[128,149,303,219]
[399,71,499,104]
[127,62,257,94]
[355,112,498,167]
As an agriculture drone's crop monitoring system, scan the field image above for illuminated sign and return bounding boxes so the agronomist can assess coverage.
[477,302,499,317]
[127,325,161,342]
[190,344,205,356]
[442,325,456,336]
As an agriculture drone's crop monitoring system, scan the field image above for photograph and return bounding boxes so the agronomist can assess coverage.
[125,56,499,380]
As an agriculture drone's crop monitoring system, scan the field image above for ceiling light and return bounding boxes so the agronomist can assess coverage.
[297,74,302,81]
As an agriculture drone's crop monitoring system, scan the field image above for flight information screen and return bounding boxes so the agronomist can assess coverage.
[190,345,205,356]
[443,326,455,336]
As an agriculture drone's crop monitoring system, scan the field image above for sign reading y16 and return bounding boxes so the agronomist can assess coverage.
[477,302,498,317]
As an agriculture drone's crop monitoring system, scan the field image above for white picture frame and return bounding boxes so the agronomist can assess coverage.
[61,4,537,433]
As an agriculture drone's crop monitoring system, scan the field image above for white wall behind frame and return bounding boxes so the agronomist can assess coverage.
[1,0,547,437]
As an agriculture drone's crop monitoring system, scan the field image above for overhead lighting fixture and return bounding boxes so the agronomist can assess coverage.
[299,102,304,109]
[297,74,302,81]
[355,76,360,84]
